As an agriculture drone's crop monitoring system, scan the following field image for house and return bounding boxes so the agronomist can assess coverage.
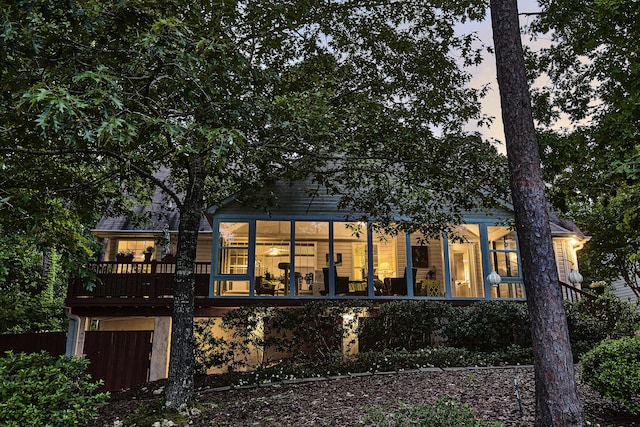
[610,277,640,305]
[64,180,590,387]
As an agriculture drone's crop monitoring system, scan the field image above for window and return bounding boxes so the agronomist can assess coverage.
[449,224,484,298]
[487,226,524,298]
[216,222,249,296]
[116,240,155,262]
[255,220,291,296]
[487,227,520,278]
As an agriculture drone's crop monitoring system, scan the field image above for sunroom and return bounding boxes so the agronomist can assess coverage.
[209,182,533,301]
[211,218,523,300]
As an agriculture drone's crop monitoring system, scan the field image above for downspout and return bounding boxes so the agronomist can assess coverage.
[65,307,81,357]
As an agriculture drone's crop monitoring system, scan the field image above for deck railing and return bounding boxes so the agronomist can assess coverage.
[67,263,596,306]
[559,281,596,302]
[67,261,211,300]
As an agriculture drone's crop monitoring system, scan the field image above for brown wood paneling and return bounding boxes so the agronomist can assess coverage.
[83,330,153,391]
[0,332,66,356]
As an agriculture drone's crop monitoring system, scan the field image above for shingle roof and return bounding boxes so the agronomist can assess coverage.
[93,169,212,233]
[95,175,586,241]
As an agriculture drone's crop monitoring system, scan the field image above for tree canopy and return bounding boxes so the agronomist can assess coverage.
[529,0,640,292]
[2,0,510,407]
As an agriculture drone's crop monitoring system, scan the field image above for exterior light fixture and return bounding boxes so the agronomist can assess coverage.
[487,270,502,287]
[568,269,583,286]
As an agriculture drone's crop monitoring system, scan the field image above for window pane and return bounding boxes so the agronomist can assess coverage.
[409,233,445,297]
[295,222,328,297]
[490,282,525,299]
[449,224,484,298]
[256,221,291,296]
[214,280,249,296]
[116,240,155,262]
[377,230,414,296]
[488,226,520,278]
[217,222,248,275]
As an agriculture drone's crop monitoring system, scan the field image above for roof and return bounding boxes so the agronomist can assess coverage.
[94,169,212,233]
[210,180,588,241]
[209,179,360,219]
[548,211,588,241]
[95,176,587,242]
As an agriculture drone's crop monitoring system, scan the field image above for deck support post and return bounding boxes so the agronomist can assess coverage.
[150,316,172,381]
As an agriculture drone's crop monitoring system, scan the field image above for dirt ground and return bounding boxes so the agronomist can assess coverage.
[84,366,639,426]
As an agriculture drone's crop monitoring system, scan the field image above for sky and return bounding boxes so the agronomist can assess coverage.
[461,0,545,152]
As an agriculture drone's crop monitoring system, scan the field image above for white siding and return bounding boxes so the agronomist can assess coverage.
[611,278,640,304]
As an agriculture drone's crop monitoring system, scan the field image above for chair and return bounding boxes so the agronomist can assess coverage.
[322,267,350,295]
[255,276,275,296]
[388,267,418,296]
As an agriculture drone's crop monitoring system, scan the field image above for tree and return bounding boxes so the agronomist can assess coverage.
[528,0,640,292]
[490,0,584,425]
[3,0,508,408]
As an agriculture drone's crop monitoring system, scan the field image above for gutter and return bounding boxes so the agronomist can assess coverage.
[64,307,81,357]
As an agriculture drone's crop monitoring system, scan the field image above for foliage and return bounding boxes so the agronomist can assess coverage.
[2,0,510,407]
[359,300,453,352]
[193,295,635,385]
[193,345,533,390]
[443,301,531,352]
[0,233,69,333]
[195,301,371,374]
[362,398,502,427]
[581,336,640,414]
[194,302,536,379]
[529,0,640,290]
[564,292,640,358]
[0,351,108,426]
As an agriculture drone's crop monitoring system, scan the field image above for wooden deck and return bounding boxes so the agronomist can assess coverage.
[66,261,594,316]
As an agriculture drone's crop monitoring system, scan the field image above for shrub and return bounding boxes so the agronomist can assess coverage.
[362,398,501,426]
[359,300,452,351]
[565,293,640,358]
[194,317,236,374]
[581,336,640,414]
[194,301,371,373]
[444,301,531,352]
[0,351,108,426]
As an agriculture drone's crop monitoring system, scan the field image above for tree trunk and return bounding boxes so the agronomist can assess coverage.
[489,1,585,426]
[164,155,206,409]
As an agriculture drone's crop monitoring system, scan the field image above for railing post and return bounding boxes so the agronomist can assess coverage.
[150,260,158,299]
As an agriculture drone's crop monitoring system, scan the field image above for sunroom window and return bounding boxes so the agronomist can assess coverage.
[449,224,484,298]
[487,226,524,298]
[215,222,249,296]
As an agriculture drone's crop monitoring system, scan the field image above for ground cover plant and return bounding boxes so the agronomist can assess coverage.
[363,397,502,427]
[0,351,108,426]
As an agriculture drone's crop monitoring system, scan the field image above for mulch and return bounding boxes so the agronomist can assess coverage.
[84,366,639,426]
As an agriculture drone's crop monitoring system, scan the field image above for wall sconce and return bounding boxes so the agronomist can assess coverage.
[487,271,502,287]
[568,269,583,286]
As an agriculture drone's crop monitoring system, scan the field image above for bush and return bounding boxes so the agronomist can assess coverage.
[581,336,640,414]
[362,398,501,426]
[195,301,371,373]
[0,351,109,426]
[444,301,531,352]
[359,300,452,351]
[565,293,640,358]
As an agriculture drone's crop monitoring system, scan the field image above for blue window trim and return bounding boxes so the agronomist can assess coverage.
[210,215,525,300]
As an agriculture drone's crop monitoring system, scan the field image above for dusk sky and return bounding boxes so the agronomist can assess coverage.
[462,0,545,152]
